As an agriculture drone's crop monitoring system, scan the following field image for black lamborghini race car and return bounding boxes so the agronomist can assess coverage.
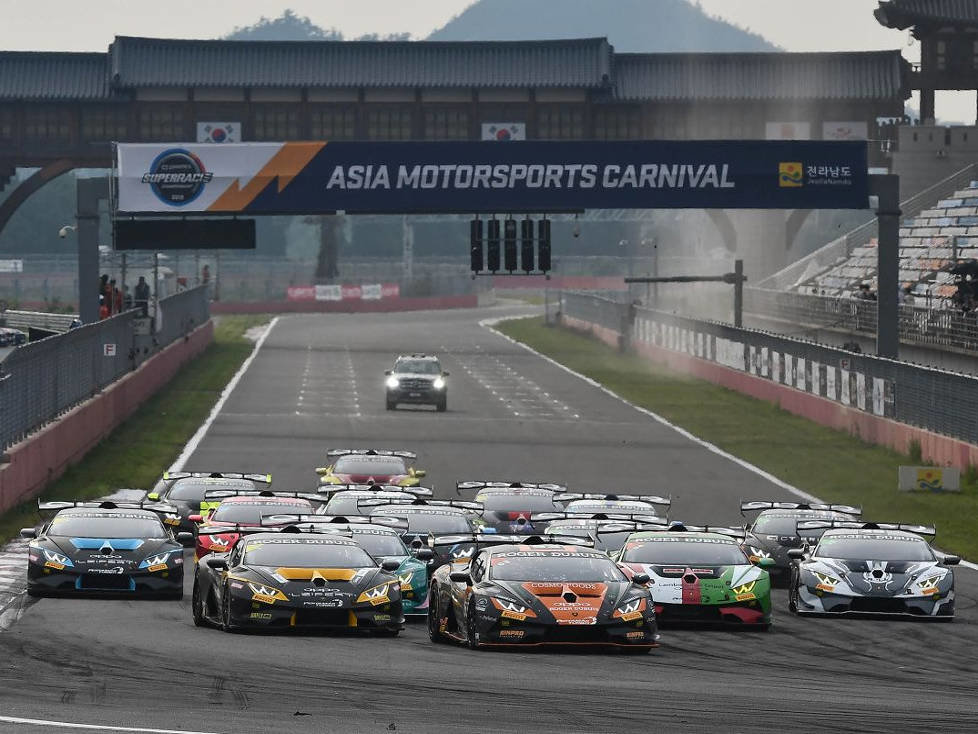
[788,521,959,619]
[427,536,657,650]
[368,502,485,570]
[740,501,861,583]
[192,527,404,633]
[22,500,191,598]
[456,481,567,534]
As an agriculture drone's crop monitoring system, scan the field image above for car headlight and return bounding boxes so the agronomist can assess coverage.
[747,546,771,561]
[40,549,73,569]
[386,376,400,388]
[433,377,445,390]
[490,597,536,619]
[732,580,758,599]
[248,582,289,603]
[397,571,414,590]
[911,573,945,596]
[139,550,181,570]
[811,572,838,590]
[613,597,647,619]
[357,583,393,605]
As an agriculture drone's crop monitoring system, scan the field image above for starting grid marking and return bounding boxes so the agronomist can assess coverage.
[445,344,580,420]
[296,346,362,418]
[0,539,28,620]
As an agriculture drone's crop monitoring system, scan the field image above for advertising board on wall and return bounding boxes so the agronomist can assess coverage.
[116,139,870,214]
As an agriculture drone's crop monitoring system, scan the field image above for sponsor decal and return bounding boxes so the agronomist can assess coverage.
[498,629,525,638]
[619,611,643,622]
[147,563,168,573]
[815,584,835,593]
[557,617,597,626]
[142,149,213,206]
[43,561,65,571]
[625,630,646,639]
[249,612,273,620]
[735,593,756,602]
[501,610,527,622]
[252,594,278,605]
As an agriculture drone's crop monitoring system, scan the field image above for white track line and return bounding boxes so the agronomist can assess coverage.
[168,317,279,472]
[0,716,221,734]
[483,316,978,572]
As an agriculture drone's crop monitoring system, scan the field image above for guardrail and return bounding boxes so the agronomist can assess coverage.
[0,286,209,452]
[0,309,77,333]
[560,290,978,446]
[744,287,978,353]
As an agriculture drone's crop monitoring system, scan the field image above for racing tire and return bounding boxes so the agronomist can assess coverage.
[436,398,447,413]
[427,586,445,643]
[787,584,799,614]
[386,395,396,411]
[465,599,484,651]
[220,585,238,633]
[192,580,206,627]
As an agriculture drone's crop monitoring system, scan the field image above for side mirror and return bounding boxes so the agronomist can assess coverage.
[449,570,473,585]
[380,559,401,572]
[205,556,228,570]
[146,492,160,501]
[943,555,961,566]
[188,514,203,523]
[19,528,37,539]
[786,548,806,560]
[631,572,651,586]
[176,532,194,544]
[415,548,435,561]
[756,557,776,568]
[315,467,331,475]
[413,469,426,479]
[384,370,392,376]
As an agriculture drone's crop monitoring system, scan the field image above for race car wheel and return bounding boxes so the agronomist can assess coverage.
[465,600,484,650]
[436,398,447,413]
[788,584,799,614]
[220,585,238,633]
[192,580,206,627]
[386,396,396,411]
[427,586,445,643]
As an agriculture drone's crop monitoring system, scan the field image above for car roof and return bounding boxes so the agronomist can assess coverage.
[566,500,656,510]
[329,490,414,498]
[486,543,605,555]
[757,509,852,519]
[57,507,160,520]
[820,529,926,541]
[241,532,359,545]
[626,531,738,542]
[478,487,552,496]
[373,506,467,515]
[395,354,439,361]
[219,496,309,505]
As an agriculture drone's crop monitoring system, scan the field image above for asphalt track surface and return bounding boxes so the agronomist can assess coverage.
[1,305,977,733]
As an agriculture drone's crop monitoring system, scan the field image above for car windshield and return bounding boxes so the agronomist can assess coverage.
[394,360,440,375]
[243,540,375,568]
[815,536,935,562]
[352,533,408,558]
[482,494,559,512]
[548,526,634,551]
[326,493,412,515]
[211,502,311,524]
[334,456,407,476]
[490,553,625,582]
[377,511,471,533]
[167,479,256,502]
[621,539,748,565]
[754,513,846,536]
[49,514,167,539]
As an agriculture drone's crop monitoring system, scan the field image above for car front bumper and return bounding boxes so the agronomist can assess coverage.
[796,586,954,617]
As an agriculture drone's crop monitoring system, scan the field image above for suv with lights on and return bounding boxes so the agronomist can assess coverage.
[385,354,448,412]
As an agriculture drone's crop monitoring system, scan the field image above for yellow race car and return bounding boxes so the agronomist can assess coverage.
[316,449,426,488]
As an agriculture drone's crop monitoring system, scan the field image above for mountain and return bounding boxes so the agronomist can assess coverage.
[428,0,778,52]
[225,10,408,42]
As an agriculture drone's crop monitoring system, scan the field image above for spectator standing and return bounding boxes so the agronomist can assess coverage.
[98,295,109,320]
[110,279,122,314]
[134,276,150,316]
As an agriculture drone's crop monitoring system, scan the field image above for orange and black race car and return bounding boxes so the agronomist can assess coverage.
[427,536,658,651]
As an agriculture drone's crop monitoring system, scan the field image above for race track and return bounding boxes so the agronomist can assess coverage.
[1,305,976,734]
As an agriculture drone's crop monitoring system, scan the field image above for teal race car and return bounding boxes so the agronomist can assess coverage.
[615,524,774,629]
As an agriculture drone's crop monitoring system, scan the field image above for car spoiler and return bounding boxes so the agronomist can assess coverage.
[259,513,408,531]
[545,521,665,537]
[455,481,567,495]
[427,533,595,550]
[627,522,748,541]
[740,500,861,517]
[38,499,180,518]
[325,449,417,460]
[796,520,936,539]
[162,471,272,484]
[531,512,662,524]
[357,497,483,512]
[316,483,433,497]
[202,489,323,502]
[554,493,672,509]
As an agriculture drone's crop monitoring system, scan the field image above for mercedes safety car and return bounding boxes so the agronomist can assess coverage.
[616,524,773,628]
[456,481,567,534]
[741,500,862,584]
[385,354,449,412]
[316,449,426,487]
[23,500,191,598]
[146,471,272,537]
[787,521,958,619]
[427,536,657,650]
[192,527,404,633]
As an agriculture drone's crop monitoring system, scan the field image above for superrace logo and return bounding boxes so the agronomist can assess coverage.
[141,149,213,206]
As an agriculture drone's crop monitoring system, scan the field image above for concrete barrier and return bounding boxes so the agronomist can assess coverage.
[0,320,214,514]
[563,314,978,468]
[211,294,480,314]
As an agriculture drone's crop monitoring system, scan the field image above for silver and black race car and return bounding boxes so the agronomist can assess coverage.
[787,521,959,619]
[316,484,433,516]
[22,500,191,598]
[192,526,404,633]
[541,516,664,555]
[427,535,657,650]
[554,493,671,524]
[741,500,861,584]
[456,481,567,535]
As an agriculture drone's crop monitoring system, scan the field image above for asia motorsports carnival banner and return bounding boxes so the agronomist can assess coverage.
[116,140,870,215]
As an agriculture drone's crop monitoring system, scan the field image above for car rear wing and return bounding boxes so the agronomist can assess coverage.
[427,533,595,550]
[554,493,672,509]
[638,522,748,540]
[531,512,663,524]
[38,499,180,517]
[455,481,567,495]
[357,497,483,512]
[740,500,861,517]
[162,471,272,484]
[316,483,433,498]
[260,513,408,531]
[546,521,665,537]
[796,520,936,539]
[202,489,323,502]
[325,449,417,460]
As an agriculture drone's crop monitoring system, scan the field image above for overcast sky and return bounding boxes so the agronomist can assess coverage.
[0,0,969,121]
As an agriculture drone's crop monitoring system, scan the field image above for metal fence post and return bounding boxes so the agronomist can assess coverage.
[871,174,901,360]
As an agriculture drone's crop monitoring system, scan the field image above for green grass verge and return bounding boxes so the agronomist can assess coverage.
[496,316,978,560]
[0,315,271,544]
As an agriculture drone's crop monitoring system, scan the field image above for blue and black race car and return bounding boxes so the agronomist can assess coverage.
[22,500,191,598]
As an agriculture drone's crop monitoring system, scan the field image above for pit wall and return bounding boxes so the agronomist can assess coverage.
[211,293,492,314]
[0,321,214,514]
[561,314,978,469]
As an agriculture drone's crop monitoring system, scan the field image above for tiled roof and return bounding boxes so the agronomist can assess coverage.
[613,50,909,101]
[0,52,110,100]
[875,0,978,28]
[109,36,614,88]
